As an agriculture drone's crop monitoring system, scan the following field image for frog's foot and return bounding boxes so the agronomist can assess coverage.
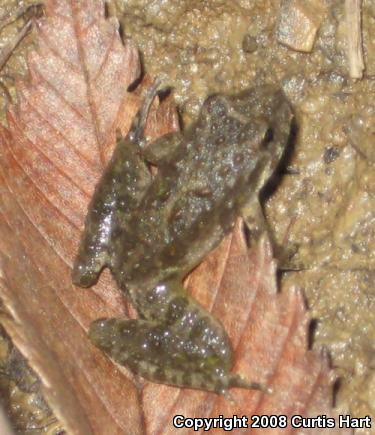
[127,78,162,145]
[89,317,266,395]
[72,248,109,287]
[275,244,307,272]
[241,198,271,246]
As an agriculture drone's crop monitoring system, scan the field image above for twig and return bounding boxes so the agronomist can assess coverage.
[345,0,365,79]
[0,20,32,73]
[0,4,43,33]
[0,4,44,73]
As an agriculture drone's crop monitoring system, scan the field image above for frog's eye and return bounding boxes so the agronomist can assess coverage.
[261,127,274,148]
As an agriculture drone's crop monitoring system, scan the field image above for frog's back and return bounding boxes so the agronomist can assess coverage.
[114,86,293,289]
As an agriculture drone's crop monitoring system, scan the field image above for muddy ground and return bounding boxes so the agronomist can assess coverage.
[0,0,374,433]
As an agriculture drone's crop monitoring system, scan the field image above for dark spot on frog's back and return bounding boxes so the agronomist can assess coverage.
[234,153,244,165]
[214,135,225,146]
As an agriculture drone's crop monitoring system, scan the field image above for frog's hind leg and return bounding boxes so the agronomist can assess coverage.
[89,282,267,394]
[89,317,267,394]
[89,316,233,393]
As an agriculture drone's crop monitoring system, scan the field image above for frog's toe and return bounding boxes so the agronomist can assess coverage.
[228,373,270,394]
[72,262,100,287]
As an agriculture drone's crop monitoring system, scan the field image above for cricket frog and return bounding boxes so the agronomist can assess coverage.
[72,81,293,394]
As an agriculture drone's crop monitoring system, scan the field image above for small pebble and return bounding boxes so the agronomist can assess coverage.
[324,146,340,164]
[242,34,258,53]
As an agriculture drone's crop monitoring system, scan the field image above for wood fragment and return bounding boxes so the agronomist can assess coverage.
[276,0,323,53]
[345,0,365,79]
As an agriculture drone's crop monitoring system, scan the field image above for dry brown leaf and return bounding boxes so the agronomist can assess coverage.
[0,0,351,434]
[0,0,178,433]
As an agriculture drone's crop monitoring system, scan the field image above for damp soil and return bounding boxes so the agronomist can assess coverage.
[0,0,374,432]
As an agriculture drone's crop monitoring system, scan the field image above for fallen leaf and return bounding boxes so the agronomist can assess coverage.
[0,0,177,433]
[0,0,351,434]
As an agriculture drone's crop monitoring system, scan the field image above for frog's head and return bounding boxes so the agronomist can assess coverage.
[200,87,294,191]
[230,86,293,168]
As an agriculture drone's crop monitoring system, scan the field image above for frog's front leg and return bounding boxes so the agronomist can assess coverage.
[141,131,183,166]
[89,281,265,394]
[72,82,161,287]
[73,134,154,287]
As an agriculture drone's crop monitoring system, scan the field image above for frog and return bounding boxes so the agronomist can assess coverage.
[72,80,294,395]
